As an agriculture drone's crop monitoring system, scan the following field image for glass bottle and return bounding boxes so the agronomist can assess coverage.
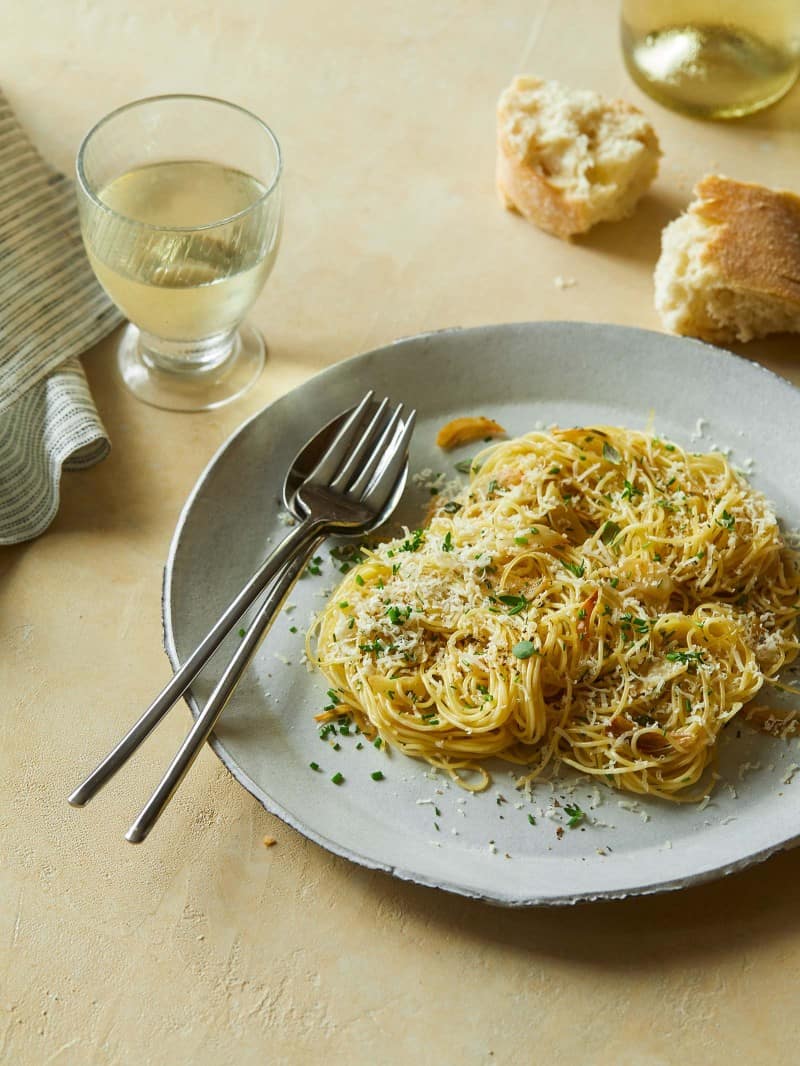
[621,0,800,119]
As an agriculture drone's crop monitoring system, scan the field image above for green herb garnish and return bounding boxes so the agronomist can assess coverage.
[331,772,344,785]
[600,520,621,545]
[666,649,705,665]
[512,640,537,659]
[564,803,585,828]
[602,442,621,464]
[442,531,454,552]
[562,559,585,578]
[371,770,384,781]
[443,501,462,514]
[717,510,735,531]
[622,479,642,501]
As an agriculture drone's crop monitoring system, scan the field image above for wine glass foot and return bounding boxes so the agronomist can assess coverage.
[116,322,267,412]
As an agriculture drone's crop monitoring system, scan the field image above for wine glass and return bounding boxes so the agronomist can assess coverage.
[76,94,282,411]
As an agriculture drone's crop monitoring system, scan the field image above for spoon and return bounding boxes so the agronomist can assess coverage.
[69,398,410,810]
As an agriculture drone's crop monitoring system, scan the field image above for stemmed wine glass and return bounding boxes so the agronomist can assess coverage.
[76,94,282,411]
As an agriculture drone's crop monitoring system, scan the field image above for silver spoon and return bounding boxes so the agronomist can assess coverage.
[68,397,411,814]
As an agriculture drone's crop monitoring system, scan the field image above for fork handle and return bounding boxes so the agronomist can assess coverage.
[68,515,326,808]
[125,534,325,843]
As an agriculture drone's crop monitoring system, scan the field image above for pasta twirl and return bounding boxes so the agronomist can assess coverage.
[309,427,800,799]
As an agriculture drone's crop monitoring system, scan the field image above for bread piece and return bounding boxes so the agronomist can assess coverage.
[654,174,800,344]
[496,76,661,240]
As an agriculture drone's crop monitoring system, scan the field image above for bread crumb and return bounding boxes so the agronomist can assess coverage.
[262,836,277,847]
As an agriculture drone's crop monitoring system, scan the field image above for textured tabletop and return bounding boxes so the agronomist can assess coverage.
[3,2,800,1063]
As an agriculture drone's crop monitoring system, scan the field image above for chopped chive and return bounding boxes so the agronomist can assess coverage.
[355,574,365,586]
[528,814,536,826]
[514,535,529,546]
[238,628,246,638]
[373,737,383,749]
[331,772,344,785]
[309,761,321,771]
[371,770,385,781]
[289,625,298,633]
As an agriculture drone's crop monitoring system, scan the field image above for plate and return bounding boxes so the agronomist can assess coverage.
[163,322,800,905]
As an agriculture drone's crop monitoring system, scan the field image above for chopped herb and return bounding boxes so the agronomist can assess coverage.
[717,510,735,531]
[348,618,355,629]
[359,640,385,656]
[442,531,454,552]
[666,649,705,665]
[443,501,462,514]
[386,604,412,626]
[498,593,529,616]
[512,640,537,659]
[609,577,619,588]
[309,761,321,771]
[548,466,561,475]
[600,520,621,545]
[319,723,336,740]
[514,535,529,546]
[331,772,344,785]
[622,479,642,501]
[355,574,365,586]
[326,689,341,705]
[634,714,658,727]
[339,601,349,609]
[434,822,440,832]
[487,479,500,495]
[289,625,298,633]
[400,529,424,552]
[392,563,401,574]
[371,770,385,781]
[665,443,676,451]
[656,498,676,512]
[356,741,363,750]
[564,803,585,828]
[561,559,585,578]
[332,742,341,751]
[435,806,442,817]
[527,814,536,826]
[530,527,539,534]
[373,737,383,749]
[238,628,246,638]
[602,442,621,464]
[454,458,475,474]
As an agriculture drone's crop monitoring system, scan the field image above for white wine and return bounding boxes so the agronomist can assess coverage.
[621,0,800,118]
[83,160,278,342]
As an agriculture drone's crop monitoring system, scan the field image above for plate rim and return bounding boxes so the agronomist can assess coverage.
[162,320,800,906]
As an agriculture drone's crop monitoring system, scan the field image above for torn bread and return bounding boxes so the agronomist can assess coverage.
[655,174,800,344]
[496,75,661,240]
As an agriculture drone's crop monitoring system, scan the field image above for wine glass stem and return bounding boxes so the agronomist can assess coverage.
[137,328,238,374]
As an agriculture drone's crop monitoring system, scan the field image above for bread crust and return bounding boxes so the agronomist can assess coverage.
[693,175,800,308]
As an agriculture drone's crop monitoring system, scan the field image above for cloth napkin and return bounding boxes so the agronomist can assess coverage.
[0,90,123,545]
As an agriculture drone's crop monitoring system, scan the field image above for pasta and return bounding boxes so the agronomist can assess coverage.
[309,427,800,800]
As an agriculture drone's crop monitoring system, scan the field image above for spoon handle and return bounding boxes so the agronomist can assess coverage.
[125,534,325,843]
[68,516,325,808]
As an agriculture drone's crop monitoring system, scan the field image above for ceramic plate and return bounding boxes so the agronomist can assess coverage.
[163,322,800,905]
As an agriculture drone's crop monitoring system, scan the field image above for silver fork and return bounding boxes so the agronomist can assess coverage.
[69,392,415,839]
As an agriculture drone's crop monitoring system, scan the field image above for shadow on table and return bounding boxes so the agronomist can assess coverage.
[349,844,800,970]
[572,186,687,267]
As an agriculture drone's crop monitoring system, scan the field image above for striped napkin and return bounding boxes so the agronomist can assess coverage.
[0,90,123,545]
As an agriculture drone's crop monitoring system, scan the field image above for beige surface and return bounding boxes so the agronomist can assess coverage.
[3,3,800,1064]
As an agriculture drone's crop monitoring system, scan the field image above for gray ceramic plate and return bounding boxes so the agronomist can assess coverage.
[163,322,800,905]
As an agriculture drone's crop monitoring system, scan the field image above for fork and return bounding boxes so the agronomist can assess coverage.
[69,392,415,839]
